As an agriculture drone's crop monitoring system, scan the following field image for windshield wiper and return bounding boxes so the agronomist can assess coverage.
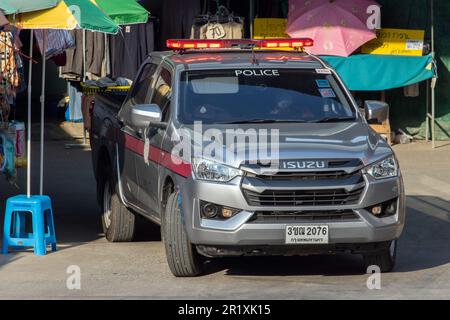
[222,119,307,124]
[312,116,356,123]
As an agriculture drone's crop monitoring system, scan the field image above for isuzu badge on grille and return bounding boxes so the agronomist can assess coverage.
[280,160,326,170]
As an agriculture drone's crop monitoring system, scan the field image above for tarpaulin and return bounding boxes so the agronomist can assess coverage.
[322,53,436,91]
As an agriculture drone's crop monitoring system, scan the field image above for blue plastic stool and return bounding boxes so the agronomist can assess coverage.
[2,195,57,256]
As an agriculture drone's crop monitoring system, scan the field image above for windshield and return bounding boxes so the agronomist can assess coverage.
[178,68,356,125]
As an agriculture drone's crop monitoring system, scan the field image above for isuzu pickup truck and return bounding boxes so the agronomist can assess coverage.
[90,39,405,277]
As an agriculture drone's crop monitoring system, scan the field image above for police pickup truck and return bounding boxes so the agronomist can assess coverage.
[90,39,405,277]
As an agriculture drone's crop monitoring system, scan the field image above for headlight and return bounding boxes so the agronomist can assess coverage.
[365,156,398,180]
[193,158,242,182]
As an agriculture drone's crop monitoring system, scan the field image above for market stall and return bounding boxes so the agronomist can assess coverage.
[249,0,439,146]
[5,0,120,196]
[0,0,153,256]
[0,0,63,189]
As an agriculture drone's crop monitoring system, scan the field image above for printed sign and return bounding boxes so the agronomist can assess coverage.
[316,69,332,75]
[205,23,226,39]
[361,28,425,56]
[316,79,331,88]
[235,70,280,77]
[319,88,336,98]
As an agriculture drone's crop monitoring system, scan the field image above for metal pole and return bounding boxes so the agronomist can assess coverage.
[82,30,86,82]
[249,0,255,39]
[431,0,436,149]
[82,30,87,144]
[425,79,429,142]
[39,30,46,195]
[27,31,33,198]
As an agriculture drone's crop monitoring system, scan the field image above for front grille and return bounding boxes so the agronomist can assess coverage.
[243,188,364,207]
[249,210,359,222]
[254,170,361,181]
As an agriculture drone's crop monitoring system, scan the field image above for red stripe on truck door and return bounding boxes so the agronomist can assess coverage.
[123,133,192,178]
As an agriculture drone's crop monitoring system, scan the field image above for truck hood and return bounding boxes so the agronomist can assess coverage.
[175,122,393,168]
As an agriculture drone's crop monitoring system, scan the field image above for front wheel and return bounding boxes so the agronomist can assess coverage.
[363,240,397,273]
[101,178,135,242]
[162,191,203,277]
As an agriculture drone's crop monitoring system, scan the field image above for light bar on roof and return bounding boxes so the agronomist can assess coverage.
[166,38,314,50]
[167,39,225,49]
[260,38,314,48]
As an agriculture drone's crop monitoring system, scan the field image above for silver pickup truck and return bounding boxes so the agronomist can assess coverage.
[90,39,405,277]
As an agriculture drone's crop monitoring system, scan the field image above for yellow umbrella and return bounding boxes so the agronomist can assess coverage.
[8,0,118,33]
[11,2,78,30]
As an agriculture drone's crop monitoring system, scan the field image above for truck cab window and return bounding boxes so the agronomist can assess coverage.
[132,63,159,105]
[119,62,158,126]
[151,68,172,122]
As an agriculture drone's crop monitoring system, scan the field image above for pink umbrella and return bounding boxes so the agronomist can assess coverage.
[286,0,379,57]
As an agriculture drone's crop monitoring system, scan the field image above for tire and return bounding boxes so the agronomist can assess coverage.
[363,240,397,273]
[162,191,203,277]
[101,177,135,242]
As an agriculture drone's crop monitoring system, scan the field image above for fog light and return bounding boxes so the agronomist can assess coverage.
[222,208,234,218]
[366,198,398,218]
[201,203,219,218]
[371,205,382,216]
[200,201,241,220]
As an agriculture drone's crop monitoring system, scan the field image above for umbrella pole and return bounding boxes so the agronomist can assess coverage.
[27,31,33,198]
[39,30,47,196]
[83,30,86,144]
[431,0,436,149]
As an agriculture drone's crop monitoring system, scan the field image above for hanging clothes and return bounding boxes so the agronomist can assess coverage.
[109,20,155,81]
[34,29,75,59]
[198,21,244,39]
[0,31,19,97]
[160,0,201,48]
[85,31,105,79]
[61,30,84,81]
[190,6,245,40]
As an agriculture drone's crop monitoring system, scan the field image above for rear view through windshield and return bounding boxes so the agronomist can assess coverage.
[178,68,356,125]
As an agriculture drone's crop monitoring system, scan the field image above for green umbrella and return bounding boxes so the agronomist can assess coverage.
[0,0,59,15]
[92,0,149,25]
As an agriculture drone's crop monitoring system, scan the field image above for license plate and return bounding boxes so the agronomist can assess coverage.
[285,225,329,244]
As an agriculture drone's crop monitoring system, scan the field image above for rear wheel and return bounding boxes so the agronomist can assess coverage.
[101,178,135,242]
[363,240,397,273]
[162,191,203,277]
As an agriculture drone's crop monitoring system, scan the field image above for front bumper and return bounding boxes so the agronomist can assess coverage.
[179,174,405,249]
[196,242,394,257]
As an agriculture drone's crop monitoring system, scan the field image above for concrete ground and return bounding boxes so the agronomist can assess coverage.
[0,138,449,299]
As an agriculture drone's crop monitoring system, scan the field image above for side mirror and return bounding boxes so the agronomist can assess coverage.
[130,104,162,130]
[364,100,389,123]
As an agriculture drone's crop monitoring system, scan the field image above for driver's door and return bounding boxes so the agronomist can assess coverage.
[135,65,173,218]
[117,61,159,210]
